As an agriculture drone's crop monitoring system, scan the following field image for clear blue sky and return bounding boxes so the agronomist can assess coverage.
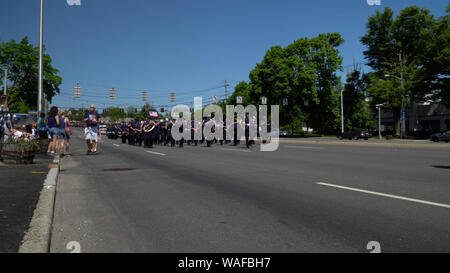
[1,0,448,112]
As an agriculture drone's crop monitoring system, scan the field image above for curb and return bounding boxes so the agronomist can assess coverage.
[18,155,61,253]
[278,139,450,149]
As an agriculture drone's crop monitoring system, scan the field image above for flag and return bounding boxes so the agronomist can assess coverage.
[149,110,158,117]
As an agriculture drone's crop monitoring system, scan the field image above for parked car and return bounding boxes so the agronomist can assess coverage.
[338,129,372,140]
[430,131,450,142]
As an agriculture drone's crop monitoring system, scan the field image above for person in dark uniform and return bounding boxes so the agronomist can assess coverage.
[205,115,215,147]
[233,116,239,146]
[120,122,128,144]
[166,119,175,147]
[143,118,154,148]
[160,119,168,145]
[245,113,251,148]
[128,120,136,145]
[136,120,144,146]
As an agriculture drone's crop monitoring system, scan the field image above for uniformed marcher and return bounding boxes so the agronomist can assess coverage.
[143,117,154,148]
[128,119,136,145]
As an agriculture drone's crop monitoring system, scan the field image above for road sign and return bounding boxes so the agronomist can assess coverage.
[261,97,267,105]
[283,98,288,106]
[212,96,218,104]
[236,96,242,104]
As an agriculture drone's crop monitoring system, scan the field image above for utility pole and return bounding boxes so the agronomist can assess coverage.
[38,0,44,114]
[399,51,406,139]
[3,68,7,96]
[340,83,344,134]
[376,104,383,140]
[224,80,229,100]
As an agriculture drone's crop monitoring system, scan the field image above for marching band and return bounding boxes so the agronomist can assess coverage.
[106,115,256,149]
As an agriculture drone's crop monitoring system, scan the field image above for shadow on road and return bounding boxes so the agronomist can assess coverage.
[432,165,450,170]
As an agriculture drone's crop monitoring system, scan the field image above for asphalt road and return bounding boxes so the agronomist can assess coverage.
[50,129,450,253]
[0,154,52,253]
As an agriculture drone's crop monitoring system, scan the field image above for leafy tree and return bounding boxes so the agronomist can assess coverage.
[0,37,62,113]
[67,108,86,121]
[361,6,445,135]
[102,107,126,122]
[228,33,345,134]
[343,70,374,130]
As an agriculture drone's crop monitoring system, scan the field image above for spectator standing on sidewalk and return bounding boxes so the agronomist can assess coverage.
[59,111,71,156]
[47,106,60,155]
[37,112,47,140]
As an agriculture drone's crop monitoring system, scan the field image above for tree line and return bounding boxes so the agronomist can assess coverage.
[224,5,449,135]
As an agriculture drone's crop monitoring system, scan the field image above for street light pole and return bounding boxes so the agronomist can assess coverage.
[3,68,6,96]
[38,0,44,114]
[340,87,344,134]
[399,52,406,139]
[376,104,383,140]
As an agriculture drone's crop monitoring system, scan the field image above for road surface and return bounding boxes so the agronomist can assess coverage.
[50,129,450,253]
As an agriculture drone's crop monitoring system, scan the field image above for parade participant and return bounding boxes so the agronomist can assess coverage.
[128,119,136,145]
[245,112,251,148]
[136,119,144,146]
[233,116,239,146]
[166,119,176,147]
[143,117,155,148]
[120,122,128,144]
[161,118,169,145]
[83,104,101,155]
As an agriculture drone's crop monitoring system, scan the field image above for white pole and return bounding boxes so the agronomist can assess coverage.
[3,68,6,96]
[340,89,344,134]
[38,0,44,114]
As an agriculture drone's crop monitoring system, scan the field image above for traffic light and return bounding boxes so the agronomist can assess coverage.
[109,88,116,100]
[74,84,81,98]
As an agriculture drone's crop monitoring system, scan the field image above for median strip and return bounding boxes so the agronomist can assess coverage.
[317,182,450,209]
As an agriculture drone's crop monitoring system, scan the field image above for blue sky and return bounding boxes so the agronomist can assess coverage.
[1,0,448,112]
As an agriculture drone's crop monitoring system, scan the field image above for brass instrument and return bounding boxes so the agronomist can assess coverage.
[144,121,157,133]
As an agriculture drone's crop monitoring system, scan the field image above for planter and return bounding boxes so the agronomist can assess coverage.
[1,143,37,164]
[39,138,50,153]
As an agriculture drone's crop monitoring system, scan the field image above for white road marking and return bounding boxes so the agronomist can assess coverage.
[317,182,450,209]
[285,145,325,150]
[221,148,251,153]
[113,144,120,147]
[146,151,166,156]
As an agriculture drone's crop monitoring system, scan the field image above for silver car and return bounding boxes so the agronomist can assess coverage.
[430,131,450,142]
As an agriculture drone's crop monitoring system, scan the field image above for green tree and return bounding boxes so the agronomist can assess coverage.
[361,6,445,135]
[0,37,62,113]
[343,70,374,130]
[102,107,126,122]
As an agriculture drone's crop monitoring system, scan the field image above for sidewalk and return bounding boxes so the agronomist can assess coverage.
[0,154,53,253]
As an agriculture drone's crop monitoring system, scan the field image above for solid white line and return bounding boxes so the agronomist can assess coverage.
[317,182,450,209]
[146,151,166,156]
[285,145,325,150]
[221,148,251,153]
